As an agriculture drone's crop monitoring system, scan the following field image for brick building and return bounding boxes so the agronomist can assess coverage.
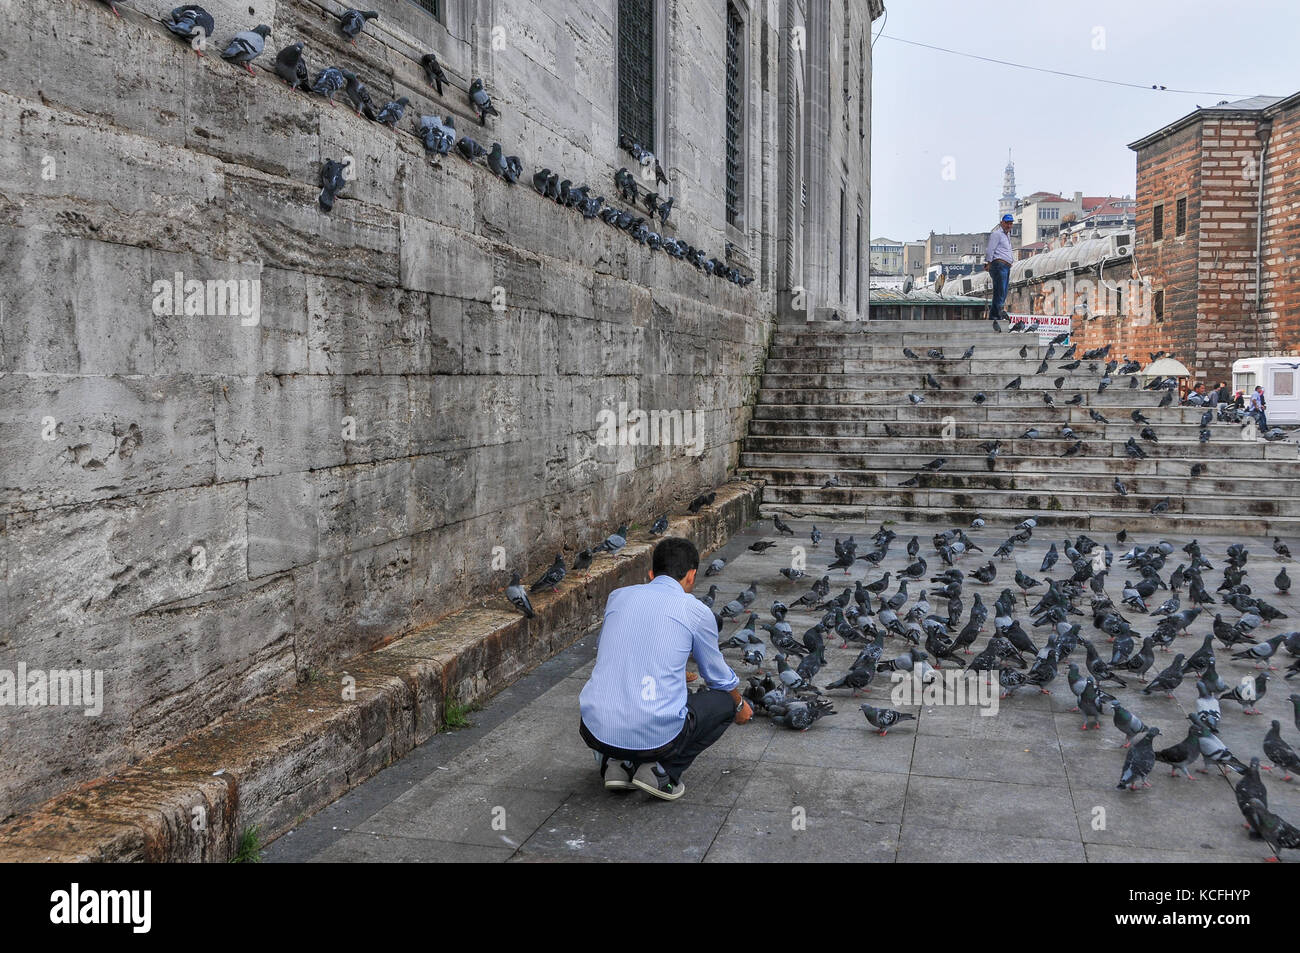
[1117,93,1300,382]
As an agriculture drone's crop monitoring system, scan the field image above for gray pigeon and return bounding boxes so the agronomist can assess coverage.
[311,66,347,104]
[274,42,309,91]
[1116,726,1161,790]
[420,52,447,95]
[416,114,457,154]
[375,96,409,128]
[165,5,216,51]
[341,69,377,119]
[487,142,510,180]
[468,77,500,124]
[338,8,379,42]
[859,703,916,736]
[221,25,270,74]
[318,158,350,212]
[598,524,629,555]
[506,572,534,618]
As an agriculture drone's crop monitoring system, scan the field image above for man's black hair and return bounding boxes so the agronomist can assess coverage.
[653,537,699,581]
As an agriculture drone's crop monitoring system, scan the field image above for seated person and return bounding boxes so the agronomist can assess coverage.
[578,537,751,801]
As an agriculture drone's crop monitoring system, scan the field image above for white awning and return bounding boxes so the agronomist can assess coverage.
[1143,357,1192,378]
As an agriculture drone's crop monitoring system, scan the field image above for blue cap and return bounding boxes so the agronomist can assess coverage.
[1001,214,1014,222]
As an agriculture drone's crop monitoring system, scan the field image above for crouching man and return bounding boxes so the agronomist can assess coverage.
[578,537,752,801]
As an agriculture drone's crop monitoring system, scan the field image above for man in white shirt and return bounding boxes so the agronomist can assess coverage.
[986,214,1015,322]
[579,537,752,801]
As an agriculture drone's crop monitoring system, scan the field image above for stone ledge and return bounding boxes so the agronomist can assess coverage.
[0,480,761,862]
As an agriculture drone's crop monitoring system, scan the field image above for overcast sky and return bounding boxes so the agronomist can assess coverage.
[869,0,1298,242]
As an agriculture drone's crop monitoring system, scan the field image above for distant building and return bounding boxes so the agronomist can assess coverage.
[1017,190,1084,245]
[902,241,927,279]
[925,231,986,272]
[869,237,905,274]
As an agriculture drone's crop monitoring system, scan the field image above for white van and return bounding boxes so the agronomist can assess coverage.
[1231,356,1300,425]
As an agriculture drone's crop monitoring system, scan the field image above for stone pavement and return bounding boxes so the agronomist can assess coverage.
[265,518,1300,862]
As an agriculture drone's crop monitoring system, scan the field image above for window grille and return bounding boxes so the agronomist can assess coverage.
[725,3,744,226]
[618,0,655,151]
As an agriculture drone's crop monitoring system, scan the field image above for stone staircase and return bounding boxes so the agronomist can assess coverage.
[740,318,1300,534]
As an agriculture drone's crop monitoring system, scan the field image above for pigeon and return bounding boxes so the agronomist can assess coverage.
[456,135,487,162]
[1004,376,1022,390]
[688,492,716,513]
[338,8,379,42]
[416,114,457,154]
[375,96,410,128]
[1113,478,1128,497]
[529,554,565,593]
[469,77,500,124]
[1221,672,1269,714]
[1263,720,1300,781]
[420,52,447,95]
[571,549,594,578]
[164,5,216,53]
[274,42,310,91]
[859,703,916,736]
[318,158,350,212]
[769,698,835,731]
[1117,726,1161,790]
[1191,722,1247,774]
[598,525,629,555]
[773,515,795,537]
[311,66,347,105]
[1142,654,1185,697]
[486,142,512,179]
[824,666,875,695]
[1112,703,1146,748]
[505,572,534,618]
[221,24,271,74]
[99,0,121,15]
[749,540,777,554]
[810,525,822,547]
[650,514,669,536]
[1243,799,1300,860]
[1233,635,1285,669]
[1279,568,1292,593]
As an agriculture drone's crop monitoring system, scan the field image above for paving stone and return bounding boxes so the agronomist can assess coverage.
[704,810,899,863]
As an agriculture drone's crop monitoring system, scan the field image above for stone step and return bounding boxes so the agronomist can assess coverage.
[739,434,1285,460]
[746,418,1218,440]
[755,388,1221,409]
[739,449,1293,472]
[771,330,1037,347]
[744,466,1297,497]
[766,346,1051,362]
[750,481,1300,518]
[763,359,1144,377]
[752,501,1300,537]
[758,371,1163,391]
[749,403,1216,424]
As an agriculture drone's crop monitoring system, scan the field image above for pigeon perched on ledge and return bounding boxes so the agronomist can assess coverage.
[221,24,270,74]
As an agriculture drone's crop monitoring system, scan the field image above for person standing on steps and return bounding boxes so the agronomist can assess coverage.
[1250,385,1269,432]
[985,213,1015,323]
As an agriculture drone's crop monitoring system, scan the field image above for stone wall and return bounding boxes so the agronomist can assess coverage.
[0,0,788,817]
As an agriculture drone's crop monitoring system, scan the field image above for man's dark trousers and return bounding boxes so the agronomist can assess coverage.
[579,688,735,783]
[989,261,1010,320]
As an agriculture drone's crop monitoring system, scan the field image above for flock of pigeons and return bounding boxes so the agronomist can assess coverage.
[699,515,1300,859]
[129,4,755,285]
[891,330,1291,502]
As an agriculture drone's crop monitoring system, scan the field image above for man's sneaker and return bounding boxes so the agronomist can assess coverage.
[601,757,637,791]
[631,762,686,801]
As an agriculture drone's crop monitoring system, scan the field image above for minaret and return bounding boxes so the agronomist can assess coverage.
[998,149,1017,220]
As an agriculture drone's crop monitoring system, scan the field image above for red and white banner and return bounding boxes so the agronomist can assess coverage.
[1008,313,1072,343]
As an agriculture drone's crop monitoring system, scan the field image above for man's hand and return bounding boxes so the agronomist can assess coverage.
[734,700,753,725]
